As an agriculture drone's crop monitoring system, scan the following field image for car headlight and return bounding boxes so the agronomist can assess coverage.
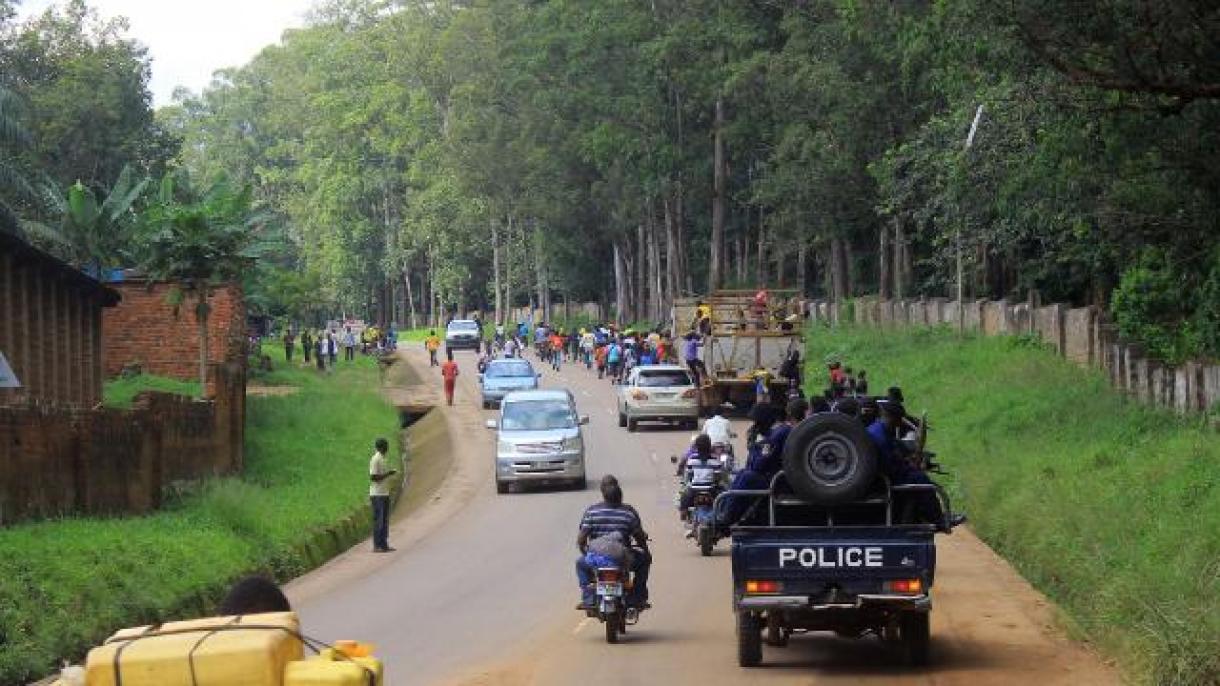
[563,436,583,452]
[497,440,515,454]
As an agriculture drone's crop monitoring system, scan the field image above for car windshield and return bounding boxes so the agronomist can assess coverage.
[487,361,533,378]
[449,321,478,331]
[501,399,576,430]
[637,370,692,387]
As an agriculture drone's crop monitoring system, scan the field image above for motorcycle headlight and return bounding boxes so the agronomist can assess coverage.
[563,436,583,452]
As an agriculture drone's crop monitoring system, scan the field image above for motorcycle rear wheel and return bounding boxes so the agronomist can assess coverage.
[604,612,620,643]
[698,526,714,556]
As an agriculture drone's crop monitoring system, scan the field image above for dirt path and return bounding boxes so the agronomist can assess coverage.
[290,347,1121,685]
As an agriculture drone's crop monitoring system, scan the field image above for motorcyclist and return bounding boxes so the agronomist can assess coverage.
[701,411,734,469]
[675,435,726,529]
[576,476,651,610]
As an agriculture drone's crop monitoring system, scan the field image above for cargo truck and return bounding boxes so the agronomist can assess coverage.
[671,290,803,413]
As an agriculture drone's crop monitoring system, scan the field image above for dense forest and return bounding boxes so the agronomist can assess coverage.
[2,0,1218,361]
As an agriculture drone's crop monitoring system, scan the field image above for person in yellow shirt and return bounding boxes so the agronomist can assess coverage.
[692,301,712,335]
[425,330,441,367]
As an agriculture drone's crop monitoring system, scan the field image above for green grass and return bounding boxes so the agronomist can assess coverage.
[0,346,401,684]
[102,373,202,407]
[804,324,1219,685]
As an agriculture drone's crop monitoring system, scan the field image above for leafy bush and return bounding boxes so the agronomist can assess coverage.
[1110,250,1203,363]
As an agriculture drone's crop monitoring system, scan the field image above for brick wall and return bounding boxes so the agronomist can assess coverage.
[102,281,246,393]
[0,363,245,524]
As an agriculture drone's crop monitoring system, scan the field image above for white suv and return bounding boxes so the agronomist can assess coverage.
[445,319,482,350]
[617,365,700,432]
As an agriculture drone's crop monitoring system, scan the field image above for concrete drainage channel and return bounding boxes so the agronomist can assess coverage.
[399,404,432,429]
[288,403,437,568]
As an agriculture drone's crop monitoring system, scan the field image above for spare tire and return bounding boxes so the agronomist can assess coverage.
[782,413,878,504]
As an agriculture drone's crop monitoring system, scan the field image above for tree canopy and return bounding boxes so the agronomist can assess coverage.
[3,0,1217,360]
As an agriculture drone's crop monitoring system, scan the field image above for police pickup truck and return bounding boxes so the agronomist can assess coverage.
[719,412,954,668]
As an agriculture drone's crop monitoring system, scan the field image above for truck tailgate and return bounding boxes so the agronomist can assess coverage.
[732,527,935,596]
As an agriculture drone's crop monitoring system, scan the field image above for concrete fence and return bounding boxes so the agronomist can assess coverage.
[0,362,246,525]
[806,297,1220,416]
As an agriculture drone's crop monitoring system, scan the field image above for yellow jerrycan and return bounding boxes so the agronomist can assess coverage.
[283,641,384,686]
[83,611,304,686]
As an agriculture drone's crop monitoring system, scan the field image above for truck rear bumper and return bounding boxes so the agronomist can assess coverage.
[738,593,931,613]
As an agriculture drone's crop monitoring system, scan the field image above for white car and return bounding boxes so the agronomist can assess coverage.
[617,365,700,432]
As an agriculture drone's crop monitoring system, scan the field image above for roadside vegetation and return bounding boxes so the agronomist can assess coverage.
[101,373,201,408]
[0,351,400,684]
[803,324,1219,685]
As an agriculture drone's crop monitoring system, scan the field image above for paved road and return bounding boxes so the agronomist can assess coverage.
[288,348,1118,685]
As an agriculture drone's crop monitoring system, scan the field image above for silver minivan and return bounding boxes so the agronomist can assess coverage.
[485,389,588,493]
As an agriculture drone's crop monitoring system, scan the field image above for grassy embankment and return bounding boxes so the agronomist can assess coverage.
[0,348,401,684]
[102,373,201,407]
[804,324,1219,685]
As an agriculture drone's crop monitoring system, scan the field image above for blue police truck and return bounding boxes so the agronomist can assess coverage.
[718,411,955,667]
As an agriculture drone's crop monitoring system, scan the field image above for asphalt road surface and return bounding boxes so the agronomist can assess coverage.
[287,348,1118,685]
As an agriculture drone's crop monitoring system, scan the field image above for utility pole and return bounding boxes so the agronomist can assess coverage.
[958,104,985,336]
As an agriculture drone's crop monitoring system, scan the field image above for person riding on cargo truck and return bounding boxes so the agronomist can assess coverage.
[672,290,803,413]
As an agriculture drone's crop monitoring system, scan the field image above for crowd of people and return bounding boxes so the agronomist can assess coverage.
[473,320,698,386]
[279,322,399,371]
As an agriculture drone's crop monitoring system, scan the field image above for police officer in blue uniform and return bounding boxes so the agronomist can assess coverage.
[867,400,964,531]
[718,403,792,527]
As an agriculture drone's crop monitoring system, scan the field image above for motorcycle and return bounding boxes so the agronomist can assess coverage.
[584,565,641,643]
[672,453,729,556]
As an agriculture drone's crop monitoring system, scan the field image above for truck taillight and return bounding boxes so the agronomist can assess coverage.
[744,580,781,594]
[884,579,923,594]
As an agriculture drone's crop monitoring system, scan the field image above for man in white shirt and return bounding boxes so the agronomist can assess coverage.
[703,412,732,446]
[369,438,397,552]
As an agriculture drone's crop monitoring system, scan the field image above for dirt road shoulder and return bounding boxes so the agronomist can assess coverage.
[285,348,488,607]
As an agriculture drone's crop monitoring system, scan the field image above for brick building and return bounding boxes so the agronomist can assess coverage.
[102,278,246,395]
[0,232,121,407]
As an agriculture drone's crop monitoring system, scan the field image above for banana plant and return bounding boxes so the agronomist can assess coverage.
[21,165,149,277]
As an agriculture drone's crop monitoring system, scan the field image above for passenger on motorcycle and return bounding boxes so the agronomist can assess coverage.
[576,476,652,610]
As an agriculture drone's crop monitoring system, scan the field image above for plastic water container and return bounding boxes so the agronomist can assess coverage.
[283,647,384,686]
[83,612,303,686]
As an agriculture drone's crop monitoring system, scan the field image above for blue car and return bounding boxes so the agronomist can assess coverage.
[480,358,540,409]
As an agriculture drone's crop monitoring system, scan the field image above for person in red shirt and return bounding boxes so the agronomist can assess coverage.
[441,350,460,406]
[549,332,565,371]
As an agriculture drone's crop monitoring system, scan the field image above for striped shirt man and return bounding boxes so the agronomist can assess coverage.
[579,502,643,541]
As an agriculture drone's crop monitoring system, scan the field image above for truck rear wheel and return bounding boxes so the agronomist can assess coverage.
[782,413,877,504]
[899,611,930,666]
[737,612,763,667]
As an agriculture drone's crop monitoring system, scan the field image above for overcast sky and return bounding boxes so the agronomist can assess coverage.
[18,0,315,107]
